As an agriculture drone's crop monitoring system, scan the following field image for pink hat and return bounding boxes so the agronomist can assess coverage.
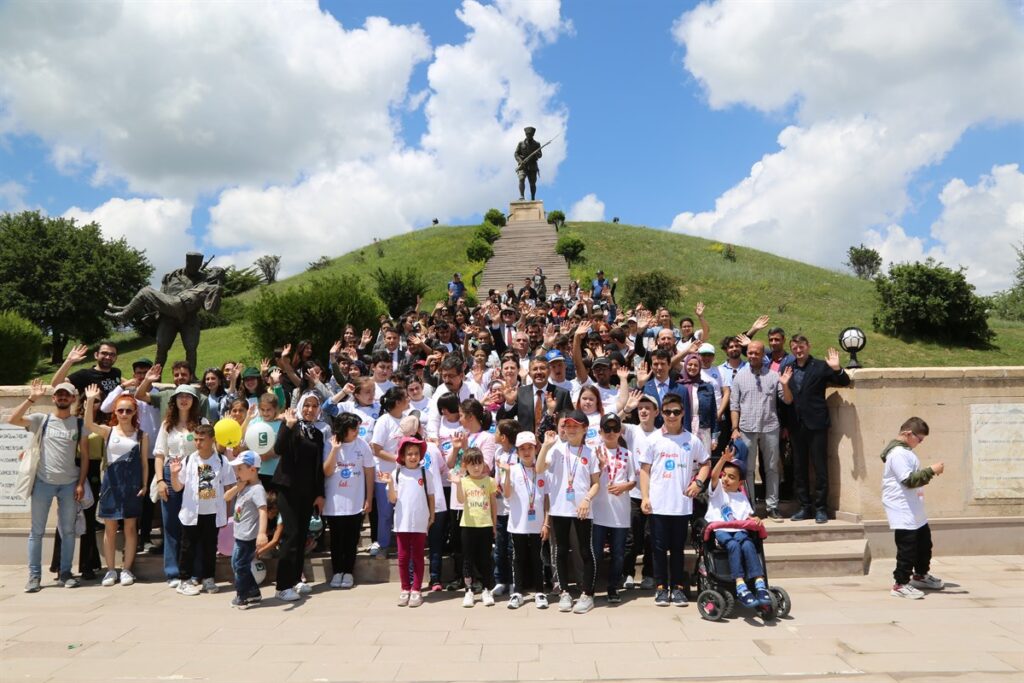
[396,436,426,461]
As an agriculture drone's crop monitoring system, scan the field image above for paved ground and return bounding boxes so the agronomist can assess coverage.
[0,555,1021,683]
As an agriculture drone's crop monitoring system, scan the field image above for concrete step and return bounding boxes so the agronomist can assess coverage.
[762,519,866,543]
[763,538,870,578]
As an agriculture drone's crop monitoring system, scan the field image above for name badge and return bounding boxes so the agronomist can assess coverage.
[566,489,576,502]
[527,510,537,521]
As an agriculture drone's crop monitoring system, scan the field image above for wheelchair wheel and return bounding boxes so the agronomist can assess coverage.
[722,589,737,618]
[770,586,791,618]
[756,591,778,622]
[697,590,727,621]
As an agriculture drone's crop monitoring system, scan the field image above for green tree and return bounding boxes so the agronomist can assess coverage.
[466,238,494,263]
[846,243,883,279]
[247,274,383,361]
[221,265,264,297]
[0,211,152,363]
[989,236,1024,321]
[556,233,586,265]
[254,254,281,284]
[0,310,45,384]
[873,259,994,347]
[483,208,506,228]
[622,270,681,311]
[475,222,501,244]
[371,266,428,316]
[547,210,565,229]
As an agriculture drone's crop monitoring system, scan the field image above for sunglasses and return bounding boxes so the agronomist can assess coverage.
[601,425,621,433]
[662,408,683,417]
[115,408,136,415]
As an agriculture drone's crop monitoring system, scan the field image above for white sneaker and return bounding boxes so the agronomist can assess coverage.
[368,542,381,557]
[167,578,180,588]
[558,591,574,612]
[639,576,655,590]
[462,589,475,608]
[101,570,118,587]
[507,593,523,610]
[176,581,201,596]
[482,588,495,606]
[398,590,410,607]
[623,575,636,590]
[330,573,344,589]
[492,583,507,597]
[295,581,312,595]
[201,578,219,593]
[910,574,945,590]
[573,594,594,614]
[409,591,423,608]
[891,583,925,599]
[341,573,355,589]
[119,569,135,586]
[276,588,301,602]
[534,592,549,609]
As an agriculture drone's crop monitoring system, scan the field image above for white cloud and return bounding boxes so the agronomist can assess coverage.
[670,0,1024,290]
[568,193,606,221]
[0,1,432,197]
[0,180,28,212]
[63,198,196,284]
[867,164,1024,294]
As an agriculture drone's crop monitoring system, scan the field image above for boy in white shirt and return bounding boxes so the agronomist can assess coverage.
[705,447,770,608]
[880,417,944,599]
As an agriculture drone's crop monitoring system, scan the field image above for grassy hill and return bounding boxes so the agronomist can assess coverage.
[38,221,1023,381]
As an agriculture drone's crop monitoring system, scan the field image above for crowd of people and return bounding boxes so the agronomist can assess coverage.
[12,267,946,610]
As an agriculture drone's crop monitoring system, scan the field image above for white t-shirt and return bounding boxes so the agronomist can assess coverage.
[493,446,518,516]
[154,424,197,464]
[592,444,634,529]
[407,396,431,415]
[623,423,657,501]
[323,439,375,516]
[596,384,619,415]
[338,400,379,446]
[583,412,602,450]
[436,418,462,509]
[374,380,396,400]
[544,440,600,519]
[882,445,929,531]
[447,430,496,511]
[705,478,754,528]
[701,366,725,414]
[178,451,236,527]
[421,442,447,514]
[392,465,434,534]
[641,430,709,516]
[507,463,545,535]
[371,412,404,480]
[106,427,140,466]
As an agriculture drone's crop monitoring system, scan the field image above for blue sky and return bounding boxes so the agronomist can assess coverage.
[1,0,1021,292]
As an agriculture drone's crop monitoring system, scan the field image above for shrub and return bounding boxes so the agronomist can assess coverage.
[873,259,994,347]
[723,244,737,262]
[198,297,248,330]
[307,255,332,272]
[846,243,882,279]
[556,233,586,265]
[466,238,494,263]
[483,208,506,228]
[475,222,501,245]
[254,254,281,284]
[547,210,565,229]
[222,266,263,297]
[247,274,383,360]
[0,310,44,384]
[989,288,1024,322]
[371,267,428,316]
[622,270,681,311]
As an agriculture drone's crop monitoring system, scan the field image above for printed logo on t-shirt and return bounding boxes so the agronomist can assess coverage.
[418,478,425,487]
[197,463,216,499]
[586,428,597,440]
[424,454,432,469]
[358,426,368,438]
[664,459,676,471]
[340,468,352,479]
[581,457,588,465]
[537,479,545,487]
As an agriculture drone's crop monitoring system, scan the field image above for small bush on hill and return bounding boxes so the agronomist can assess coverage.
[0,310,43,384]
[248,274,383,360]
[307,255,332,272]
[483,208,506,228]
[873,259,994,347]
[556,233,586,265]
[623,270,681,311]
[466,238,494,263]
[475,222,501,245]
[846,244,882,279]
[371,267,429,315]
[547,210,565,229]
[222,266,263,297]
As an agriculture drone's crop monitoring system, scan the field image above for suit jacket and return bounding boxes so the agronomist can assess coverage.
[490,323,517,356]
[789,357,850,430]
[496,382,572,433]
[641,377,692,429]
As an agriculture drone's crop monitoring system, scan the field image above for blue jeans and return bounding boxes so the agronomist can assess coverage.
[493,514,511,585]
[160,462,183,580]
[714,530,764,580]
[373,482,394,551]
[592,524,629,594]
[232,538,258,599]
[427,510,448,583]
[29,478,78,578]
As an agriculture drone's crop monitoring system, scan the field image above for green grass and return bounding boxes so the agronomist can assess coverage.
[37,221,1023,381]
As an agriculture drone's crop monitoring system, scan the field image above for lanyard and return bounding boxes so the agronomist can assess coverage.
[520,463,537,512]
[565,442,585,490]
[606,446,628,481]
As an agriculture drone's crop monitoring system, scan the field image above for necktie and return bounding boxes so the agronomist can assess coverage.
[535,388,544,428]
[506,327,513,347]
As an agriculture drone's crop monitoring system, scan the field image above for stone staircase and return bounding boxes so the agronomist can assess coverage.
[478,200,573,296]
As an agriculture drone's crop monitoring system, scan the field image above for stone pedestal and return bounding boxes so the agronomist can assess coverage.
[508,200,545,223]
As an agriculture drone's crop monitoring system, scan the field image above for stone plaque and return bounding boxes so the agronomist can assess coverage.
[0,424,31,510]
[970,403,1024,499]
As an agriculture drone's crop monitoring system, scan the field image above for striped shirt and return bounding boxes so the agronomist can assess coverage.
[730,364,785,433]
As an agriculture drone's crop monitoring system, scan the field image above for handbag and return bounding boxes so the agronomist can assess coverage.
[14,415,49,501]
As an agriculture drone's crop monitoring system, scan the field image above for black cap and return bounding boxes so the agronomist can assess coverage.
[592,356,611,368]
[132,357,154,369]
[562,409,588,425]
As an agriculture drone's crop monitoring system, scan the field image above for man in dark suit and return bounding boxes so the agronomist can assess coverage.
[786,335,851,523]
[489,306,519,356]
[639,349,692,428]
[496,356,572,437]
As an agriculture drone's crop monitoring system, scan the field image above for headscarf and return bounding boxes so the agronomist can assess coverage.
[297,391,329,442]
[678,353,702,385]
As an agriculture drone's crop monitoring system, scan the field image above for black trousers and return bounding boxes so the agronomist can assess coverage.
[550,516,595,596]
[179,513,218,581]
[461,526,495,590]
[623,497,653,580]
[894,524,932,585]
[510,532,544,595]
[792,423,829,511]
[326,513,363,575]
[276,488,315,590]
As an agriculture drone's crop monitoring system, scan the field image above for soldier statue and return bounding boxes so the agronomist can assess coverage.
[106,252,225,378]
[515,126,543,201]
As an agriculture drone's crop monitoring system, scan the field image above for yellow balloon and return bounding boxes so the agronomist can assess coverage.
[214,418,242,448]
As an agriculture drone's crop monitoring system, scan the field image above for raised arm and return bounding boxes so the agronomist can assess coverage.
[8,379,45,428]
[536,430,556,474]
[50,344,88,387]
[83,384,112,438]
[135,363,162,404]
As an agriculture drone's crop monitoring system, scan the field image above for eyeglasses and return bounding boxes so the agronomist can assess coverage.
[115,408,136,415]
[662,408,683,416]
